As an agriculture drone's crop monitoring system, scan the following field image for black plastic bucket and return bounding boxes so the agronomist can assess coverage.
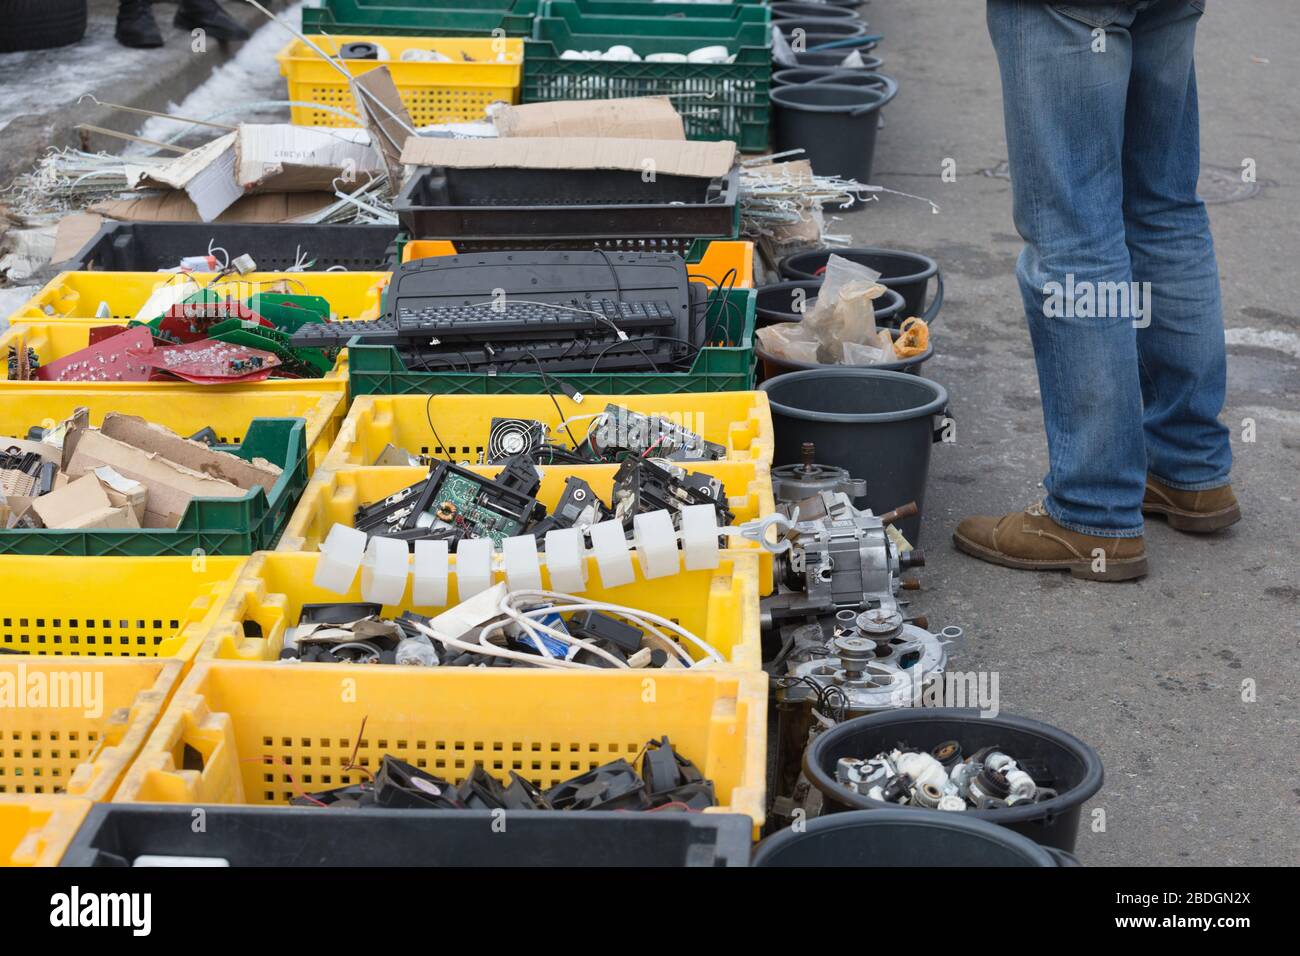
[803,709,1105,852]
[771,81,898,186]
[780,246,943,323]
[789,50,882,70]
[753,809,1074,867]
[760,368,948,542]
[771,3,861,20]
[777,18,869,40]
[772,67,890,89]
[756,280,905,328]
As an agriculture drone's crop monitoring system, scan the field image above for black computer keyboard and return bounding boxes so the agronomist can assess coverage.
[396,298,676,340]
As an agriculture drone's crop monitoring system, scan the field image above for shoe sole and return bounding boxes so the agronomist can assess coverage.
[1142,501,1241,533]
[952,531,1149,582]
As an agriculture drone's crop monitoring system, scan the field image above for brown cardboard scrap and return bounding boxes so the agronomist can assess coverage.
[399,136,736,179]
[92,191,337,224]
[99,413,280,493]
[493,97,685,141]
[62,429,246,530]
[29,474,113,529]
[51,213,106,264]
[94,466,149,524]
[353,67,413,185]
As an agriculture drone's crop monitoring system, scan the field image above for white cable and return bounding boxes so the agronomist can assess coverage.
[496,590,723,666]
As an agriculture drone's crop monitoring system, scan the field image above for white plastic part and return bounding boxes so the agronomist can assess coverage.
[411,539,449,608]
[455,538,495,598]
[892,749,950,794]
[134,855,230,867]
[590,519,635,587]
[679,504,721,570]
[313,523,367,594]
[1005,768,1037,802]
[544,527,588,593]
[937,794,967,812]
[360,536,409,605]
[633,510,679,579]
[502,535,544,591]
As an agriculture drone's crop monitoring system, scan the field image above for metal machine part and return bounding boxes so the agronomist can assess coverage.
[770,442,866,504]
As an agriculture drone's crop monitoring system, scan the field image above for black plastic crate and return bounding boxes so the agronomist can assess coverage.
[395,164,739,241]
[59,804,754,867]
[67,222,402,272]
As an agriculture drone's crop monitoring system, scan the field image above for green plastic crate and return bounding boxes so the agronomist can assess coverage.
[540,5,770,43]
[348,288,756,396]
[302,0,538,37]
[523,22,771,151]
[542,0,770,23]
[0,419,309,557]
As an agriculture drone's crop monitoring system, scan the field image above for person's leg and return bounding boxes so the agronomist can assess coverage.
[116,0,163,49]
[1121,0,1238,527]
[986,0,1149,538]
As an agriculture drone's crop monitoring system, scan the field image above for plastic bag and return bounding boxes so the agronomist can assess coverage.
[757,322,821,364]
[892,317,930,358]
[803,255,887,361]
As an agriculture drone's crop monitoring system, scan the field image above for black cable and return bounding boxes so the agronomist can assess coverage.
[589,334,697,375]
[424,393,452,460]
[517,349,584,449]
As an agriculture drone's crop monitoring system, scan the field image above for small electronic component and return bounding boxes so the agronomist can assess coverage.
[354,454,544,547]
[487,417,547,463]
[611,456,734,526]
[589,404,726,462]
[527,475,608,537]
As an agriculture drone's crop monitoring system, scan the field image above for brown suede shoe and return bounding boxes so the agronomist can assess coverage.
[1142,476,1241,533]
[953,502,1148,582]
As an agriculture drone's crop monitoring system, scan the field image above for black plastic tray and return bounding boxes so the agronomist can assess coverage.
[394,164,740,241]
[66,222,402,272]
[59,804,754,867]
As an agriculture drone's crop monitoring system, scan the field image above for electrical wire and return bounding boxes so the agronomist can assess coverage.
[425,393,452,460]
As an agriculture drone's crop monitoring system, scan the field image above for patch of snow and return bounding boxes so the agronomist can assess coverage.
[1225,327,1300,361]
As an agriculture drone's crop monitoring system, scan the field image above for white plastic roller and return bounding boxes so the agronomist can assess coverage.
[314,523,367,594]
[633,510,679,579]
[360,536,409,605]
[455,538,495,598]
[544,527,588,593]
[590,518,635,587]
[679,504,721,570]
[411,538,449,608]
[502,535,544,591]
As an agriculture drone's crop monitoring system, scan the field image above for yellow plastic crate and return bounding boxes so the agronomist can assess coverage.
[0,384,346,477]
[7,270,390,323]
[200,548,759,667]
[277,35,524,128]
[401,239,757,289]
[0,657,183,801]
[116,659,768,826]
[1,320,352,398]
[0,556,246,659]
[277,462,775,590]
[0,796,93,867]
[321,391,775,471]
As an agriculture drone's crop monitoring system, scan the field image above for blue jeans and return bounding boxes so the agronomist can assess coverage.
[987,0,1231,537]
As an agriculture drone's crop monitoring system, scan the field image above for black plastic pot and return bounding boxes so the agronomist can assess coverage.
[772,67,890,89]
[803,709,1105,852]
[781,246,943,323]
[790,50,882,69]
[771,3,861,21]
[760,368,948,541]
[777,17,869,40]
[771,80,898,187]
[753,809,1075,867]
[756,280,905,328]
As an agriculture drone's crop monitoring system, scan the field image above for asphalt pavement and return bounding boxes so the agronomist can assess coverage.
[849,0,1298,865]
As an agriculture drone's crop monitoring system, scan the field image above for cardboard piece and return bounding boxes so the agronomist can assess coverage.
[98,413,281,494]
[493,97,685,141]
[51,213,106,264]
[94,466,149,524]
[62,429,247,529]
[353,67,414,185]
[29,474,138,530]
[124,126,381,222]
[399,136,736,179]
[92,191,337,224]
